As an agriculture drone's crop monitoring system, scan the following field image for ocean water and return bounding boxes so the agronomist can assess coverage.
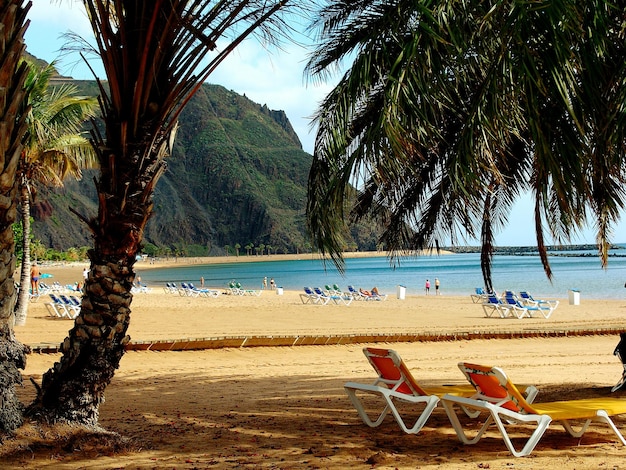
[139,250,626,300]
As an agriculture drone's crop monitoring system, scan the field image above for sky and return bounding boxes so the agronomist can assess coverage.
[23,1,626,246]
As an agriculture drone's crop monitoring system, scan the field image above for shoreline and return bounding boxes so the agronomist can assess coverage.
[34,249,453,285]
[136,248,454,270]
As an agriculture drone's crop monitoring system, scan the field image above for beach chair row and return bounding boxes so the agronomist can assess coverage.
[45,293,81,319]
[131,281,152,294]
[475,289,559,319]
[346,347,626,457]
[345,285,388,301]
[300,285,388,305]
[28,281,81,302]
[163,282,220,297]
[300,287,353,305]
[227,281,261,296]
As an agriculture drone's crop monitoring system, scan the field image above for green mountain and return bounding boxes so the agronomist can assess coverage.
[31,82,317,254]
[23,48,384,255]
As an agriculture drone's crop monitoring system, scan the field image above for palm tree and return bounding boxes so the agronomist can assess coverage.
[13,61,97,326]
[0,0,31,432]
[305,0,626,292]
[26,0,295,426]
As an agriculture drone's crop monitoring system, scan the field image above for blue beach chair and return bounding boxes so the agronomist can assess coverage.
[503,292,556,319]
[519,291,559,310]
[481,294,513,318]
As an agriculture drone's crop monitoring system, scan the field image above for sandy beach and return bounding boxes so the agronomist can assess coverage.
[5,257,626,468]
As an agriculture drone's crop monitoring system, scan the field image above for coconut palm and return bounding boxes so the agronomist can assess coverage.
[13,61,97,326]
[26,0,295,426]
[305,0,626,292]
[0,0,31,432]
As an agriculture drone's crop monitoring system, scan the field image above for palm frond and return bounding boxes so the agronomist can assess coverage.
[305,0,626,288]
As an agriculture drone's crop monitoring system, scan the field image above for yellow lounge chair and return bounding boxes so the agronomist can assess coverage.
[344,348,537,435]
[441,362,626,457]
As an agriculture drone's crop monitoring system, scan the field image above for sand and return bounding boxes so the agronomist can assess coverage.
[4,258,626,469]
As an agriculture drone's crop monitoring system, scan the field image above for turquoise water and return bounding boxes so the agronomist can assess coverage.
[139,251,626,300]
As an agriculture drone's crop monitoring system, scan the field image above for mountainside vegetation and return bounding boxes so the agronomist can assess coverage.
[29,78,379,255]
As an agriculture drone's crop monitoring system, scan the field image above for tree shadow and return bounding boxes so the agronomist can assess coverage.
[6,368,626,468]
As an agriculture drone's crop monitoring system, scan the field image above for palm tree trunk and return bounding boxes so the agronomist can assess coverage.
[27,247,136,426]
[26,133,167,425]
[14,180,32,326]
[0,0,31,432]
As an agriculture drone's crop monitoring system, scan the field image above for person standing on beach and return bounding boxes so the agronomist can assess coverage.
[30,262,40,296]
[82,267,89,293]
[270,278,275,290]
[263,276,268,289]
[425,279,430,295]
[435,278,440,295]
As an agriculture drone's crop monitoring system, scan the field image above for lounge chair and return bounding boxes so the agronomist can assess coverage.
[441,362,626,457]
[332,283,348,295]
[302,286,339,304]
[227,281,245,296]
[131,280,151,293]
[45,294,67,318]
[502,293,556,319]
[519,291,559,309]
[344,348,537,435]
[313,287,352,305]
[300,287,319,304]
[187,283,220,297]
[189,283,207,296]
[178,282,196,296]
[471,287,489,303]
[45,294,77,319]
[347,285,369,301]
[163,282,178,294]
[242,286,262,296]
[325,284,339,295]
[59,294,81,318]
[370,289,388,301]
[37,282,52,296]
[359,287,388,301]
[481,294,513,318]
[329,283,357,298]
[501,293,533,319]
[50,281,63,292]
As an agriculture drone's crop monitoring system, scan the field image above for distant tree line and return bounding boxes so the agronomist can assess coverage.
[13,218,89,263]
